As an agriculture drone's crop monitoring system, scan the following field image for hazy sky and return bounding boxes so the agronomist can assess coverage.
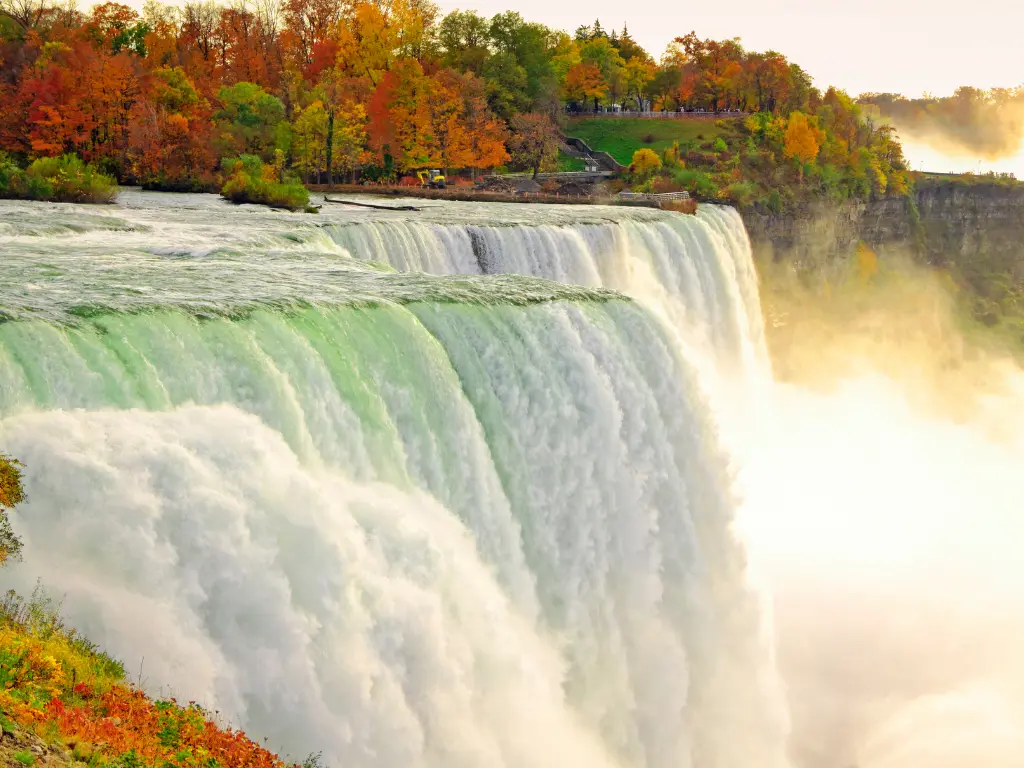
[437,0,1024,98]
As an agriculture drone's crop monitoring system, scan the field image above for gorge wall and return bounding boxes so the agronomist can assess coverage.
[741,182,1024,329]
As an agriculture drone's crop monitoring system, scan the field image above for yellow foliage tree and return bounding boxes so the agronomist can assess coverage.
[631,147,662,178]
[783,110,822,179]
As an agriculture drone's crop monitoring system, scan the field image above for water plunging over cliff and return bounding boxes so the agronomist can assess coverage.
[0,191,787,768]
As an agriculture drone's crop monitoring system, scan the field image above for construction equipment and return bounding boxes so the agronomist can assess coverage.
[417,169,446,189]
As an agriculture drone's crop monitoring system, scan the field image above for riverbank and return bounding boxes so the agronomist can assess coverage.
[309,184,698,213]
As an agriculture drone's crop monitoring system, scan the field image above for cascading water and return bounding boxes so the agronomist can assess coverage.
[0,190,787,768]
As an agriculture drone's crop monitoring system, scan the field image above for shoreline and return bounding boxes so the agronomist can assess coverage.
[307,184,699,213]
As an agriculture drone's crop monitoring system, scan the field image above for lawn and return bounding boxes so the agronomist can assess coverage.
[556,152,588,172]
[565,117,743,165]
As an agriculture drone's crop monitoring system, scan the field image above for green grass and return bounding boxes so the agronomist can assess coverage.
[556,152,587,172]
[565,117,740,165]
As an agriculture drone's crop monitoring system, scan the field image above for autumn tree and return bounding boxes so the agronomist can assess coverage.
[579,36,623,107]
[0,0,54,33]
[132,66,216,187]
[459,71,510,175]
[282,0,341,68]
[0,454,24,565]
[630,147,661,178]
[291,99,329,180]
[745,51,791,113]
[783,110,822,179]
[564,62,606,110]
[623,56,655,110]
[675,32,744,112]
[507,112,559,178]
[88,2,149,56]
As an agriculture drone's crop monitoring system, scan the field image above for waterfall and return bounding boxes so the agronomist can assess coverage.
[0,191,788,768]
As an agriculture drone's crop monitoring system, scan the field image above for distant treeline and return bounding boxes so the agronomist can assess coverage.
[859,87,1024,159]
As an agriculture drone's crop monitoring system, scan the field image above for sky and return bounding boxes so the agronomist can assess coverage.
[436,0,1024,98]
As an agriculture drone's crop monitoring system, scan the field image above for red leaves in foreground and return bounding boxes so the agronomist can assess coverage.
[42,685,289,768]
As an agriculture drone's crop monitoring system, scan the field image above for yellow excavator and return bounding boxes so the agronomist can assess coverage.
[417,169,446,189]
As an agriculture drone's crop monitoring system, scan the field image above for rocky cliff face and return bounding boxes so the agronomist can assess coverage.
[741,181,1024,325]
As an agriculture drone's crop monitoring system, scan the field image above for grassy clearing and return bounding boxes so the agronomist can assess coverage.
[565,117,736,165]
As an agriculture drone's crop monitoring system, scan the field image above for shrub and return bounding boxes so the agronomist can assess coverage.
[142,174,219,193]
[0,153,19,192]
[672,168,717,198]
[0,454,25,565]
[0,154,117,204]
[630,148,662,180]
[221,154,313,212]
[649,176,684,194]
[713,137,728,153]
[642,133,655,144]
[724,180,758,205]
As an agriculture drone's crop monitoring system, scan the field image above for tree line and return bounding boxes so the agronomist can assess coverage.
[1,0,907,191]
[859,86,1024,160]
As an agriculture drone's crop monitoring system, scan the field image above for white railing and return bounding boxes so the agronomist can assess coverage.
[618,191,691,201]
[568,110,748,119]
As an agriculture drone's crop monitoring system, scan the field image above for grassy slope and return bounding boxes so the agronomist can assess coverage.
[0,588,295,768]
[565,117,733,165]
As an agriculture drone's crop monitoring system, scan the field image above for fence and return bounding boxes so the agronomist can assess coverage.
[568,110,749,120]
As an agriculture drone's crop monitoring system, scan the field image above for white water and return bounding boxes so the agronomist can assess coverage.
[0,192,787,768]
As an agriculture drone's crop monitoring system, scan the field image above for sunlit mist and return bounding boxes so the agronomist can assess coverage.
[741,254,1024,768]
[900,137,1024,177]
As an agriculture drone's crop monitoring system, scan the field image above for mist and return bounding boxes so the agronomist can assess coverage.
[744,250,1024,767]
[860,88,1024,176]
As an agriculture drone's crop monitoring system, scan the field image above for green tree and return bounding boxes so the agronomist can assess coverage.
[483,51,530,120]
[437,10,490,74]
[488,12,556,107]
[214,82,286,160]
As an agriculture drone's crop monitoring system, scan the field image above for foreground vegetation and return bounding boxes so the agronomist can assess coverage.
[221,155,313,211]
[0,155,117,204]
[0,455,301,768]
